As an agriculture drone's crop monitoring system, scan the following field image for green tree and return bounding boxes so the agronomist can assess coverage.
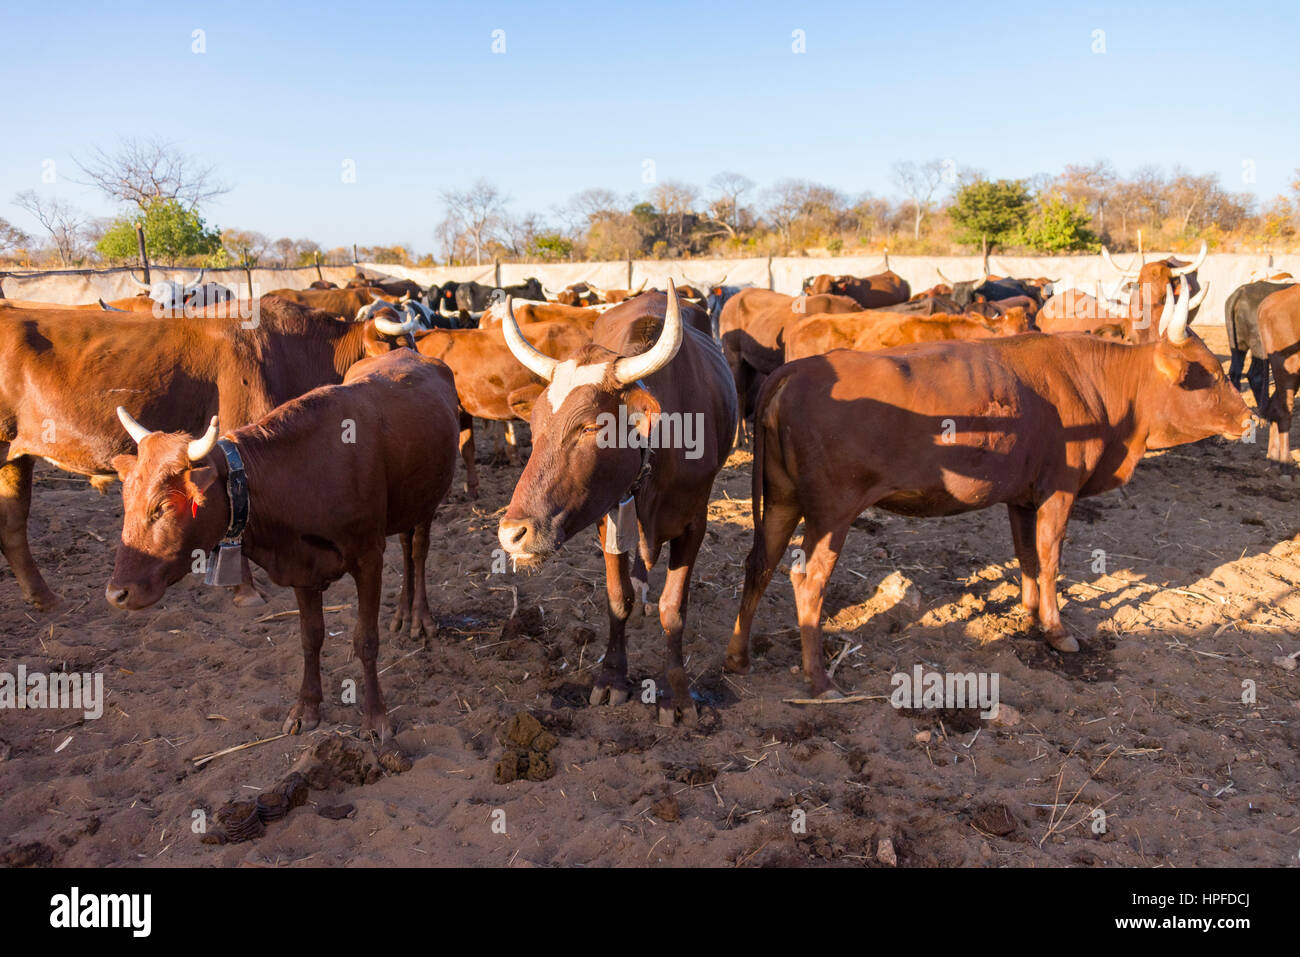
[948,178,1033,250]
[529,232,573,261]
[1021,194,1099,252]
[97,198,221,265]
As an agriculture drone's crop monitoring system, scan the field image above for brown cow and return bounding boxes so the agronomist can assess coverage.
[479,298,599,330]
[555,282,603,306]
[1101,241,1208,341]
[803,269,911,309]
[346,275,424,299]
[0,297,385,609]
[784,308,1031,361]
[1037,287,1130,336]
[268,286,383,319]
[106,349,459,742]
[719,289,862,438]
[728,283,1250,697]
[1254,283,1300,464]
[496,284,738,725]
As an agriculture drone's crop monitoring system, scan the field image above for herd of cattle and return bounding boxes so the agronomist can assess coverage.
[0,244,1295,738]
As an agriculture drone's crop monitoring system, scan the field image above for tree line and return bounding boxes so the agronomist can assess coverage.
[4,141,1297,270]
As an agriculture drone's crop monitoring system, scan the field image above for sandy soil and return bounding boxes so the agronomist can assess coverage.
[0,327,1296,868]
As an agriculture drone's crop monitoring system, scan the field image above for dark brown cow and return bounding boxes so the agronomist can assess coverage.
[804,270,911,309]
[0,297,384,609]
[556,282,604,307]
[1254,283,1300,464]
[106,349,459,742]
[309,279,339,289]
[267,286,381,319]
[346,276,424,299]
[784,308,1031,361]
[719,289,862,438]
[965,295,1039,323]
[496,284,738,725]
[728,283,1250,697]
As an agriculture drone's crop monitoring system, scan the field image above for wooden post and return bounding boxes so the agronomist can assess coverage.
[494,259,501,287]
[352,243,359,265]
[313,250,324,282]
[627,257,633,289]
[243,255,253,297]
[135,223,151,286]
[981,235,988,276]
[767,255,774,291]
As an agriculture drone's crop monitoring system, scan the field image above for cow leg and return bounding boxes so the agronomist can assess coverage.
[283,586,325,734]
[1245,355,1270,413]
[458,409,479,498]
[503,421,520,466]
[1033,492,1077,652]
[655,518,707,727]
[232,556,266,607]
[791,519,851,698]
[410,521,435,639]
[590,515,634,707]
[351,549,392,741]
[727,496,803,675]
[389,530,415,635]
[1227,348,1246,391]
[0,455,58,610]
[1265,360,1296,465]
[1006,504,1040,614]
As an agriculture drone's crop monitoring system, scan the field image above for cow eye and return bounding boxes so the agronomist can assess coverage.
[580,423,601,436]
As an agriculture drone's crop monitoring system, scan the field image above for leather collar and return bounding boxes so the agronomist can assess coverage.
[214,438,249,543]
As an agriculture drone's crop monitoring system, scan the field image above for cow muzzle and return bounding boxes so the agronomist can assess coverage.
[497,518,554,565]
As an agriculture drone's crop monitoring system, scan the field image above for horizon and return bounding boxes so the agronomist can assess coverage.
[3,0,1297,252]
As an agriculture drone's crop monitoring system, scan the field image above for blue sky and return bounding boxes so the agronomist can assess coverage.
[2,0,1296,251]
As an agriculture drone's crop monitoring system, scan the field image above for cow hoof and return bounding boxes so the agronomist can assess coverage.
[813,687,846,701]
[412,613,435,641]
[282,705,319,736]
[360,714,394,744]
[232,585,267,609]
[589,684,631,707]
[723,654,750,675]
[30,591,62,613]
[1046,632,1079,653]
[388,611,408,634]
[657,700,698,728]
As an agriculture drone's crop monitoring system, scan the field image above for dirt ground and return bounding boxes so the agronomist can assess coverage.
[0,327,1297,868]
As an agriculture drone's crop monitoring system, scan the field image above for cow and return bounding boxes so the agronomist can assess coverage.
[784,308,1031,362]
[705,282,752,338]
[803,267,911,309]
[309,279,338,289]
[1252,283,1300,464]
[965,294,1040,323]
[106,348,459,743]
[428,280,460,317]
[496,283,738,725]
[719,288,862,440]
[1224,279,1294,410]
[1036,286,1130,338]
[267,286,385,320]
[0,297,390,609]
[1101,241,1208,342]
[346,275,424,299]
[455,278,546,314]
[597,280,649,304]
[935,269,1047,310]
[727,282,1250,698]
[126,270,209,311]
[555,282,604,307]
[877,293,965,316]
[479,298,599,331]
[369,319,593,497]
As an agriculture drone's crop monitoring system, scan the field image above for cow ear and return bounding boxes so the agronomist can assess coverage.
[625,387,661,437]
[112,454,137,481]
[507,384,543,420]
[1153,348,1190,384]
[187,465,218,499]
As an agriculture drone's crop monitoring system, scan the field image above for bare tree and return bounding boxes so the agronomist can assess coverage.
[708,171,755,233]
[13,191,88,265]
[75,137,230,211]
[891,160,947,240]
[441,180,508,265]
[0,217,32,255]
[650,180,698,248]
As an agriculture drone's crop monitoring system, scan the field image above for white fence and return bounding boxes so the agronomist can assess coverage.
[6,253,1298,327]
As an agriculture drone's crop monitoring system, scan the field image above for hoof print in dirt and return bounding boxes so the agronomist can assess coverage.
[494,711,559,783]
[970,803,1018,837]
[650,794,680,822]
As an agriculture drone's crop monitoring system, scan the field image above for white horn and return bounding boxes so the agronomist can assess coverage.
[936,267,953,284]
[116,406,153,445]
[501,296,558,382]
[1188,280,1209,311]
[612,279,684,385]
[373,313,417,336]
[127,271,150,290]
[184,268,206,291]
[187,416,220,462]
[1100,246,1139,277]
[1156,283,1176,337]
[1169,241,1208,277]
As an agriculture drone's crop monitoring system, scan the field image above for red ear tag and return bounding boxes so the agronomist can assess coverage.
[192,500,199,518]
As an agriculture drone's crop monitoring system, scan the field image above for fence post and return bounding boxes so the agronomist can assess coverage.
[243,256,253,297]
[135,223,151,286]
[627,257,633,289]
[767,255,774,290]
[494,259,501,287]
[313,250,324,282]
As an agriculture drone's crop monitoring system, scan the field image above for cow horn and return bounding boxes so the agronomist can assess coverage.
[184,268,206,291]
[373,313,417,337]
[936,267,953,284]
[98,298,124,312]
[1158,283,1192,343]
[612,279,683,386]
[585,281,607,297]
[714,273,727,286]
[116,407,153,445]
[1100,246,1139,277]
[1169,241,1208,277]
[127,271,150,290]
[633,278,648,294]
[188,417,220,462]
[502,296,558,382]
[1188,280,1209,311]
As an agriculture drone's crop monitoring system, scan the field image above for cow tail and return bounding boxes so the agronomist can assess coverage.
[745,365,792,583]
